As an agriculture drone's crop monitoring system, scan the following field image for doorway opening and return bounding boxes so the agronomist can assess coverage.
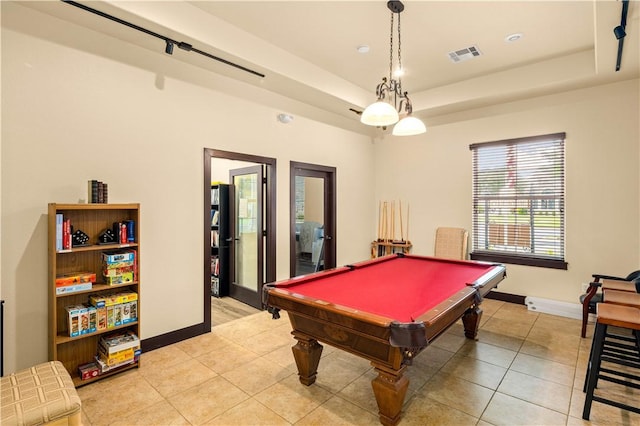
[203,149,276,329]
[290,162,336,277]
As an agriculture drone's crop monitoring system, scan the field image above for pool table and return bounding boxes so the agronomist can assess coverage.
[264,253,506,426]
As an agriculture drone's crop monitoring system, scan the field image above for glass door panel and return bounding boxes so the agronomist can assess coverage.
[229,165,263,308]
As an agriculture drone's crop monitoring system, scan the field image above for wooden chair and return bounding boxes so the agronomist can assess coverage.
[582,303,640,419]
[580,270,640,338]
[434,227,468,260]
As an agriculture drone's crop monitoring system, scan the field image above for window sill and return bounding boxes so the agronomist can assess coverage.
[470,252,568,270]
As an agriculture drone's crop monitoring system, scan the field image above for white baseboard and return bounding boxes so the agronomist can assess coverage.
[524,296,583,320]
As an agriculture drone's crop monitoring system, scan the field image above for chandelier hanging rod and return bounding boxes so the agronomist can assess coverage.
[360,0,426,136]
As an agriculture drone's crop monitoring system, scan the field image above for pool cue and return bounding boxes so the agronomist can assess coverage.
[382,202,388,255]
[399,200,404,242]
[378,201,382,241]
[382,202,387,242]
[406,203,410,244]
[391,201,395,242]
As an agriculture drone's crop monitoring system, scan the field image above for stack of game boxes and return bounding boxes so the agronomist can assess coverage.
[102,250,136,285]
[66,304,97,337]
[96,330,140,372]
[89,291,138,329]
[56,271,96,295]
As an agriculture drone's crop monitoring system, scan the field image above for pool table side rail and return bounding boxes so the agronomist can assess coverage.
[349,252,502,271]
[265,286,396,328]
[413,263,505,342]
[467,264,507,294]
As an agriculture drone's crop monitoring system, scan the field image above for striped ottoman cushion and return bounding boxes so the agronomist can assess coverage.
[1,361,81,425]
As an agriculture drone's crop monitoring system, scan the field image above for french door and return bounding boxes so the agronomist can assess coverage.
[204,149,276,328]
[229,165,265,308]
[290,162,336,277]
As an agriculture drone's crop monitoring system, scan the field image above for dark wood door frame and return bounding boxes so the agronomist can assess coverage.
[204,149,276,329]
[290,161,336,277]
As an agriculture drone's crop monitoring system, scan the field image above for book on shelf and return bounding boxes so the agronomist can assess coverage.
[211,187,220,204]
[55,215,74,251]
[211,277,219,296]
[56,214,63,251]
[211,256,220,276]
[63,218,71,250]
[211,210,219,226]
[88,180,109,204]
[211,230,219,247]
[88,180,99,203]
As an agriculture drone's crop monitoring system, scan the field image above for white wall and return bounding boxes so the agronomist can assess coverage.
[374,79,640,303]
[2,2,638,375]
[1,3,375,373]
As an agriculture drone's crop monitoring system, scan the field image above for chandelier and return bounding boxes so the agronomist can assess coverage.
[361,1,426,136]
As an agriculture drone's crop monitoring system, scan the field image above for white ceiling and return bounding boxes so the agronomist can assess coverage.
[17,1,640,135]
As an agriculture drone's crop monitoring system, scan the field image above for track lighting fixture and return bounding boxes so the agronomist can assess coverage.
[165,41,174,55]
[614,0,629,71]
[361,1,426,136]
[62,0,264,78]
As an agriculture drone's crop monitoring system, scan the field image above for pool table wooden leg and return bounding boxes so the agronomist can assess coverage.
[291,331,323,386]
[462,306,483,339]
[371,364,409,426]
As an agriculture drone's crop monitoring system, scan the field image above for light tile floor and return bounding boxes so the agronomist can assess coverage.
[77,299,640,425]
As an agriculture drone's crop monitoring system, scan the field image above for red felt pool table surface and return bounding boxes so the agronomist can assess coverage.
[273,254,498,322]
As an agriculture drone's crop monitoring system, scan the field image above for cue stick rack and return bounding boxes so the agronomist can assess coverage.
[371,200,412,258]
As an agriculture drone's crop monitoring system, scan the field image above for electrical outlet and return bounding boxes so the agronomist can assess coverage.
[581,282,591,293]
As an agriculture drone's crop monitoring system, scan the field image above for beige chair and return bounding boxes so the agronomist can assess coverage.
[1,361,82,426]
[434,227,468,260]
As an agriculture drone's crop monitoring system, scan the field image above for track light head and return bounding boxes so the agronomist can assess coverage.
[614,25,626,40]
[165,41,174,55]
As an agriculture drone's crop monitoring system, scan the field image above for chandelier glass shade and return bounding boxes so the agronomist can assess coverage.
[361,1,426,136]
[392,115,427,136]
[360,101,399,126]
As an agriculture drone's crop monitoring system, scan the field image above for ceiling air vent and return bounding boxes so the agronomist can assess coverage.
[448,45,482,63]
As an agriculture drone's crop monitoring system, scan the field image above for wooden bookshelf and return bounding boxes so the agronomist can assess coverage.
[48,203,140,386]
[210,184,230,297]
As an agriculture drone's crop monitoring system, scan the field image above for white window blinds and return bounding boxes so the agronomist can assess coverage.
[470,133,567,269]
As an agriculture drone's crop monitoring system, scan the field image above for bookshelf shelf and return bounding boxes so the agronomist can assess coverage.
[55,282,139,299]
[55,320,139,345]
[56,242,139,254]
[48,203,141,386]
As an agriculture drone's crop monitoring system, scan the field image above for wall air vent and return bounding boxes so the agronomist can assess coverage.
[448,45,482,63]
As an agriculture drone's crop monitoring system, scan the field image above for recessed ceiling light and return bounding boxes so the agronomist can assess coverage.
[505,33,523,43]
[356,45,370,54]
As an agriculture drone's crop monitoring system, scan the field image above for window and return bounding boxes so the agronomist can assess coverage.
[469,133,567,269]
